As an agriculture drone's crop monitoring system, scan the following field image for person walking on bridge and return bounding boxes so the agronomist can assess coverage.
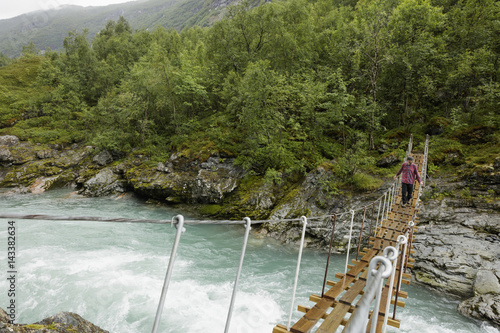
[394,156,422,207]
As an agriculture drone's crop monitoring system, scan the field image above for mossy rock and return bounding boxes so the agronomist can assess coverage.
[376,151,401,168]
[198,204,222,216]
[9,144,37,164]
[453,125,497,145]
[425,117,450,136]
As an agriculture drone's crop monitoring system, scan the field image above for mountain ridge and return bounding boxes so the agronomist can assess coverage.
[0,0,235,57]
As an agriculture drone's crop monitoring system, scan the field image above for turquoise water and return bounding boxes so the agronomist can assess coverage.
[0,189,497,333]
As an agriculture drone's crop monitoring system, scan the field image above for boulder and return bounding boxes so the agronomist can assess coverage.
[495,157,500,171]
[377,144,390,154]
[29,176,60,194]
[412,175,500,314]
[53,146,94,169]
[10,143,37,165]
[413,203,500,297]
[0,308,9,324]
[93,150,113,166]
[156,162,173,173]
[376,154,400,168]
[36,148,56,159]
[0,146,12,162]
[35,311,109,333]
[128,156,245,204]
[457,294,500,327]
[474,269,500,295]
[0,135,19,147]
[0,308,108,333]
[80,168,127,197]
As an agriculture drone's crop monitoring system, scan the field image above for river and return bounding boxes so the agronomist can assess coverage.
[0,189,497,333]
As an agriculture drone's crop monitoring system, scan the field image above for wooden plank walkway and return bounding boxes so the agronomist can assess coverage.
[274,153,424,333]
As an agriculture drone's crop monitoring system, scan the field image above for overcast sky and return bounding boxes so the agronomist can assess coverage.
[0,0,138,20]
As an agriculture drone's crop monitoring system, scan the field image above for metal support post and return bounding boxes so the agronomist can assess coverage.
[356,208,367,261]
[344,210,355,278]
[152,215,186,333]
[322,214,337,297]
[382,246,399,333]
[225,217,252,333]
[287,216,308,331]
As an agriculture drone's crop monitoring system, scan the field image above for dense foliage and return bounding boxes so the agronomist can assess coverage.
[0,0,498,184]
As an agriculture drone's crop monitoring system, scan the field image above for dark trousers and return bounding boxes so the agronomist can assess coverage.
[401,183,414,205]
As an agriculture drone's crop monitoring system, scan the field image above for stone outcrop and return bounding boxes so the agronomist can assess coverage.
[92,150,113,166]
[412,173,500,327]
[126,154,245,204]
[0,308,108,333]
[457,294,500,327]
[80,167,128,197]
[412,202,500,297]
[0,136,96,193]
[376,153,400,168]
[0,135,19,147]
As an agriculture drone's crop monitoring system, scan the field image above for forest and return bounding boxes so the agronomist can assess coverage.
[0,0,498,189]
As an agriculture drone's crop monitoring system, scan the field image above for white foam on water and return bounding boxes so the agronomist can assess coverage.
[155,279,284,333]
[0,190,496,333]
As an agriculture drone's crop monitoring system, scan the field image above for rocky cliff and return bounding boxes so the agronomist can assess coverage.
[412,170,500,327]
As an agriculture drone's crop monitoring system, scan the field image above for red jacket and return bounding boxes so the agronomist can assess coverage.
[396,162,421,184]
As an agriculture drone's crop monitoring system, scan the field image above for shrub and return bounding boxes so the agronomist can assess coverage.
[351,173,382,192]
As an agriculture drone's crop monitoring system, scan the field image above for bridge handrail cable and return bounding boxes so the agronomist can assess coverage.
[0,135,427,333]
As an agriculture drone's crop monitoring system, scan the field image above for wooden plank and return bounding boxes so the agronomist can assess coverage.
[304,299,335,321]
[316,303,351,333]
[346,259,369,278]
[273,324,290,333]
[298,305,328,320]
[325,275,356,298]
[339,279,367,305]
[360,249,377,263]
[290,297,335,333]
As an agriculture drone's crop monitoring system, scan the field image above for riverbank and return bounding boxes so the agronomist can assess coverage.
[1,134,499,328]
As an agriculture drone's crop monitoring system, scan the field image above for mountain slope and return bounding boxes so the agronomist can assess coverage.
[0,0,234,57]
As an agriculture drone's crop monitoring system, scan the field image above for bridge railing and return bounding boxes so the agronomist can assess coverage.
[0,134,428,333]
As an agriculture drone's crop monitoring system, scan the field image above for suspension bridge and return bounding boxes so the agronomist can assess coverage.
[0,134,428,333]
[273,134,428,333]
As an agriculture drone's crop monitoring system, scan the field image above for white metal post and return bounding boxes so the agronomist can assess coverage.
[287,216,308,330]
[224,217,252,333]
[152,215,185,333]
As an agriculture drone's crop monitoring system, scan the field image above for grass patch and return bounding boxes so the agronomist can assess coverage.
[351,173,383,192]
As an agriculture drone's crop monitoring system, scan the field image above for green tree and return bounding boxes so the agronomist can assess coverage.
[0,53,11,67]
[384,0,446,128]
[444,0,499,124]
[21,41,41,57]
[351,0,395,149]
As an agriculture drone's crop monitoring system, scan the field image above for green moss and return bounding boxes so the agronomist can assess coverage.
[428,116,450,128]
[459,187,472,199]
[453,125,497,145]
[24,324,47,329]
[351,173,383,192]
[199,204,222,216]
[415,271,442,288]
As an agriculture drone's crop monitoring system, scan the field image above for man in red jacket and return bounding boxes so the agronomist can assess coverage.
[394,156,422,207]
